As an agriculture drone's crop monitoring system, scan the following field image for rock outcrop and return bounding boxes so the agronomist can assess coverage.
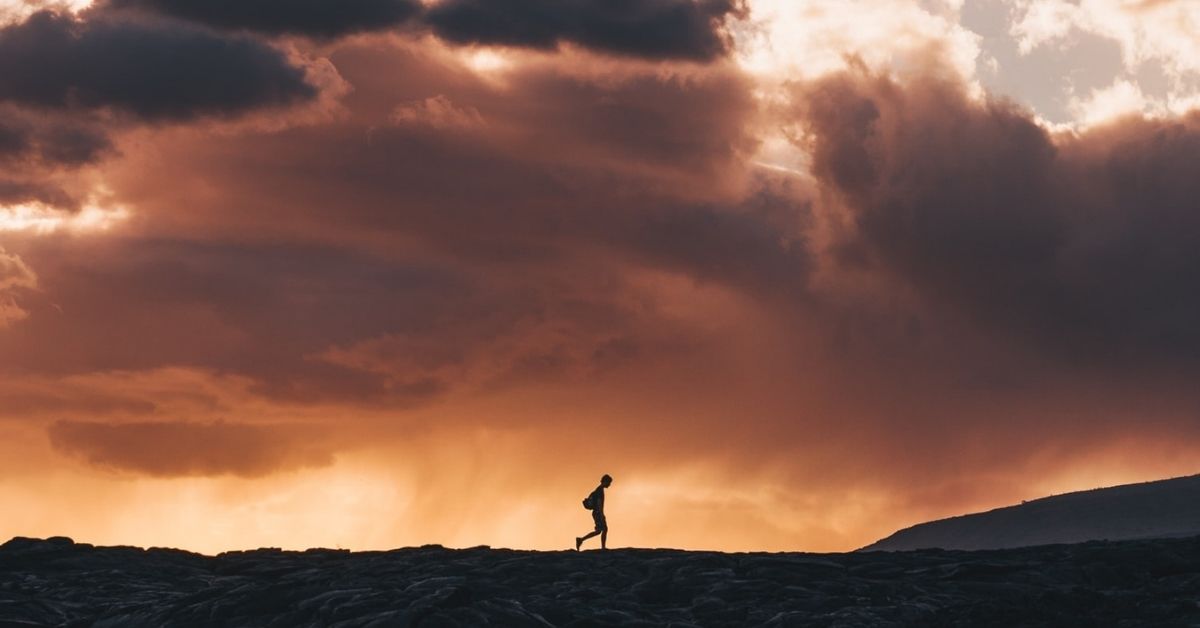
[3,534,1200,626]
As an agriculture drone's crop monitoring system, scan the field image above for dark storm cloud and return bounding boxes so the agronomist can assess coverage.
[30,123,113,166]
[0,119,26,156]
[4,26,793,337]
[104,0,422,39]
[0,10,317,121]
[105,0,744,60]
[0,231,719,408]
[0,390,156,418]
[107,51,761,258]
[0,239,464,403]
[795,67,1200,365]
[423,0,744,60]
[48,420,335,477]
[0,110,110,209]
[0,43,815,416]
[0,180,74,207]
[0,113,112,168]
[627,197,811,299]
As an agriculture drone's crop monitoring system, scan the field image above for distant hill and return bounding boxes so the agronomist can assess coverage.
[862,473,1200,552]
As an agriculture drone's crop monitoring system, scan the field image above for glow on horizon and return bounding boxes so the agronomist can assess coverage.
[3,421,1197,555]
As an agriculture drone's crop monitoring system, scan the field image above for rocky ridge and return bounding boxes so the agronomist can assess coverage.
[2,535,1200,626]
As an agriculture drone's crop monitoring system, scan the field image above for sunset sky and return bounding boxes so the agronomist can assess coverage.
[1,0,1199,554]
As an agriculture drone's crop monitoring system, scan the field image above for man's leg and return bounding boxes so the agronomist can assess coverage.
[577,530,600,550]
[600,528,607,550]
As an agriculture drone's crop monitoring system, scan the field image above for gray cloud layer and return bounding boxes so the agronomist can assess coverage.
[797,67,1200,366]
[103,0,743,61]
[48,420,335,477]
[424,0,743,61]
[0,10,317,121]
[104,0,422,39]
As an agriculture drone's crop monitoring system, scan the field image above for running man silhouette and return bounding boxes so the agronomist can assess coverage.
[576,474,612,550]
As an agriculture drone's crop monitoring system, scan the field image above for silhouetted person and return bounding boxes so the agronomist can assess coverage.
[576,474,612,550]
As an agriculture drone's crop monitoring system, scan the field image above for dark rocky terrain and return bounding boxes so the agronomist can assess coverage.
[3,535,1200,627]
[864,474,1200,552]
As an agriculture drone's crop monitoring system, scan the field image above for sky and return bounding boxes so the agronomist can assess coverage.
[0,0,1199,554]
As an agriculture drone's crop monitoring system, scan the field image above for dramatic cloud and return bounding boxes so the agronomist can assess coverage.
[424,0,745,61]
[2,0,1200,556]
[795,64,1200,365]
[0,247,37,328]
[0,181,74,207]
[48,420,336,477]
[102,0,745,61]
[96,43,763,263]
[0,9,334,220]
[0,389,155,418]
[0,106,112,210]
[0,109,111,168]
[0,239,461,404]
[104,0,422,39]
[390,95,486,131]
[0,10,318,120]
[0,249,37,291]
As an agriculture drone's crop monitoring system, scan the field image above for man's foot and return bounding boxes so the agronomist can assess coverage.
[575,537,583,551]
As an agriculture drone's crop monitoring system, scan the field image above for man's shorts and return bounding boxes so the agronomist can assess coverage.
[592,510,607,532]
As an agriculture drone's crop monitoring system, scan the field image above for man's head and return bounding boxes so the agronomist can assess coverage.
[601,474,613,487]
